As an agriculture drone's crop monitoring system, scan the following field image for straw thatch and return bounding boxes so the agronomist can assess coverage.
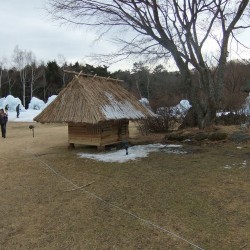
[34,73,155,124]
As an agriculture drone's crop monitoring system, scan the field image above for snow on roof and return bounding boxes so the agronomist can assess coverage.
[102,92,144,120]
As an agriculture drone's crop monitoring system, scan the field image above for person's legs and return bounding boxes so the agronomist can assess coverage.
[3,124,6,138]
[1,124,4,137]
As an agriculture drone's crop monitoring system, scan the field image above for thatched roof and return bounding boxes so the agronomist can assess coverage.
[34,73,155,124]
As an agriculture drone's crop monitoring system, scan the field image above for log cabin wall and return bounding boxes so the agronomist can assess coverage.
[68,120,129,146]
[100,120,129,146]
[68,123,101,146]
[118,120,129,140]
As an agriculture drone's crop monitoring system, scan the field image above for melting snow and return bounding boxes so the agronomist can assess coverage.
[28,97,45,110]
[102,92,145,119]
[0,95,58,122]
[224,160,247,169]
[7,109,41,122]
[78,144,185,163]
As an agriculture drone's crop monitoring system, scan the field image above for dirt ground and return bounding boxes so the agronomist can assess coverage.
[0,122,249,249]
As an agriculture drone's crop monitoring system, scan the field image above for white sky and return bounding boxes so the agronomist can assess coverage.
[0,0,133,72]
[0,0,250,72]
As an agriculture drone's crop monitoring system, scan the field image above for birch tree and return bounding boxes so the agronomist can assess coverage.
[12,46,28,107]
[6,68,15,95]
[48,0,250,128]
[58,54,67,88]
[26,51,36,100]
[0,57,8,97]
[26,51,43,100]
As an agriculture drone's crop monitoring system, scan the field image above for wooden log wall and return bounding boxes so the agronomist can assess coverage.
[68,120,129,146]
[68,123,101,146]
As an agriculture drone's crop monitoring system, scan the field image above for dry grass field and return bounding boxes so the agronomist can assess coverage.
[0,122,249,249]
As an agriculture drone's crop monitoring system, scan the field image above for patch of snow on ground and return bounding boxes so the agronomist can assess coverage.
[7,110,41,122]
[78,144,185,163]
[223,160,247,169]
[0,95,59,122]
[28,97,45,110]
[0,95,24,111]
[157,99,191,118]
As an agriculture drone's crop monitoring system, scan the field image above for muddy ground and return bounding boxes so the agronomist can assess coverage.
[0,122,249,249]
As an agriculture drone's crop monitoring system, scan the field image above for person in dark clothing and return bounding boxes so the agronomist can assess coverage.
[0,109,8,138]
[5,104,9,113]
[16,104,20,118]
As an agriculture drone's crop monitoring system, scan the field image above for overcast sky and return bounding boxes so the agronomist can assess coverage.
[0,0,250,72]
[0,0,132,71]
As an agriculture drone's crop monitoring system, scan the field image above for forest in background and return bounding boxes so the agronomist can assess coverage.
[0,46,250,112]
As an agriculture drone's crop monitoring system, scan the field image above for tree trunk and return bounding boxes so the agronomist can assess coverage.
[22,74,26,108]
[30,82,33,100]
[7,71,12,95]
[194,100,217,129]
[186,70,218,129]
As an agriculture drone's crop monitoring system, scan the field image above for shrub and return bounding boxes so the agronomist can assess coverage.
[194,133,209,141]
[136,109,181,134]
[208,132,227,141]
[216,113,247,125]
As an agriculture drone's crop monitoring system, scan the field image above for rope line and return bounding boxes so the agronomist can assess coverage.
[34,155,78,188]
[33,155,205,250]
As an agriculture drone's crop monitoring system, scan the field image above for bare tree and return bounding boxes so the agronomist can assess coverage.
[12,47,40,106]
[48,0,250,128]
[0,57,9,97]
[12,46,29,107]
[26,51,37,100]
[6,68,15,95]
[223,60,250,112]
[0,59,4,97]
[58,54,67,88]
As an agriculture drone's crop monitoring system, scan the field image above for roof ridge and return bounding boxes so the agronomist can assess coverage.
[63,70,123,83]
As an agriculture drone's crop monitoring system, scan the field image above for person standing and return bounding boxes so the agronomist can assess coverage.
[5,104,9,113]
[16,104,20,118]
[0,109,8,138]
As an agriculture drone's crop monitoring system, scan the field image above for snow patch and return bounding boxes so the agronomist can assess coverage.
[157,99,191,118]
[0,95,24,111]
[8,109,41,122]
[78,144,185,163]
[223,160,247,169]
[44,95,57,108]
[0,95,58,122]
[102,92,144,119]
[28,97,45,110]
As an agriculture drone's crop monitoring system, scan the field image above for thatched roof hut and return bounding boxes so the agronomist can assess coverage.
[34,72,155,148]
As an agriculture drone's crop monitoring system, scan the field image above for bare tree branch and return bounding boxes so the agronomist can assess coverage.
[46,0,250,128]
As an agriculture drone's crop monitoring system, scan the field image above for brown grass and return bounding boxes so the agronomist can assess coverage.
[0,122,249,249]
